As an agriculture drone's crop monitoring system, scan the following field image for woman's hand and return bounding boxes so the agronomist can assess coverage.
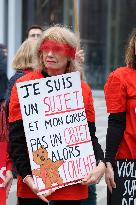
[3,170,13,198]
[24,175,53,203]
[82,161,105,185]
[105,162,116,193]
[75,49,85,64]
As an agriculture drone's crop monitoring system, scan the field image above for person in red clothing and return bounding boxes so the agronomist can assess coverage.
[0,138,13,205]
[0,139,13,205]
[9,25,105,205]
[104,28,136,204]
[0,67,13,205]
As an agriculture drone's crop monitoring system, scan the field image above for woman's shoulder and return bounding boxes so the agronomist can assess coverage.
[106,66,136,87]
[81,80,91,91]
[15,69,42,83]
[109,66,133,79]
[9,70,25,85]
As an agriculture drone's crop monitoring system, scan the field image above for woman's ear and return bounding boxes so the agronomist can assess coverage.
[39,53,45,68]
[39,52,43,61]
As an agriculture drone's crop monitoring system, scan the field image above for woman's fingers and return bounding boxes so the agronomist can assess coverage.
[6,179,13,198]
[38,189,55,203]
[108,177,116,189]
[75,49,85,63]
[111,179,116,188]
[106,177,116,193]
[38,195,49,203]
[2,170,13,198]
[82,162,105,185]
[106,178,113,193]
[3,170,13,187]
[105,162,116,192]
[24,175,55,202]
[82,173,103,185]
[24,175,39,194]
[82,175,98,185]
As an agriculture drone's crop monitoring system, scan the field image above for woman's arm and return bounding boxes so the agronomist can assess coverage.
[105,112,126,192]
[81,82,105,185]
[105,112,126,164]
[82,121,105,185]
[9,120,32,179]
[88,121,104,161]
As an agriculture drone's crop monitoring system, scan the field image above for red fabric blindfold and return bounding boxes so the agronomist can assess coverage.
[39,40,76,59]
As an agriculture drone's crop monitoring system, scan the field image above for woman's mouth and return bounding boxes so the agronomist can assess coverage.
[46,60,56,63]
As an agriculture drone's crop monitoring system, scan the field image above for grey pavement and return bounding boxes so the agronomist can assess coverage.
[94,97,107,205]
[7,96,107,205]
[7,179,17,205]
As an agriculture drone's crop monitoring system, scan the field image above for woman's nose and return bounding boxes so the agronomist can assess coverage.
[47,50,53,56]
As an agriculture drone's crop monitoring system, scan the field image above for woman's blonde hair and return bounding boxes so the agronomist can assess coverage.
[34,25,84,78]
[12,39,35,70]
[125,28,136,69]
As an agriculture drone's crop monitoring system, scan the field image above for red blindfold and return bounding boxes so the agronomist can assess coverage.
[39,40,76,59]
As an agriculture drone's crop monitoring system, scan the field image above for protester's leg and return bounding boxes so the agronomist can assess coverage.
[16,199,19,205]
[81,185,97,205]
[52,200,81,205]
[49,201,55,205]
[18,197,48,205]
[107,188,112,205]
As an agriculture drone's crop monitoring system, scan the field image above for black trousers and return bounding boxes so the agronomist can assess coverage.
[51,200,81,205]
[18,198,81,205]
[18,198,47,205]
[107,188,111,205]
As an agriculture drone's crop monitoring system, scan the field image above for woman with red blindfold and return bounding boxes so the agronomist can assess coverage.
[9,25,105,205]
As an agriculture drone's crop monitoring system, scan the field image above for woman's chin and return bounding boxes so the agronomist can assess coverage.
[46,66,60,70]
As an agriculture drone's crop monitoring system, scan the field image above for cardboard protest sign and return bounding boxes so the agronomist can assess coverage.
[0,142,7,205]
[108,160,136,205]
[17,71,96,194]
